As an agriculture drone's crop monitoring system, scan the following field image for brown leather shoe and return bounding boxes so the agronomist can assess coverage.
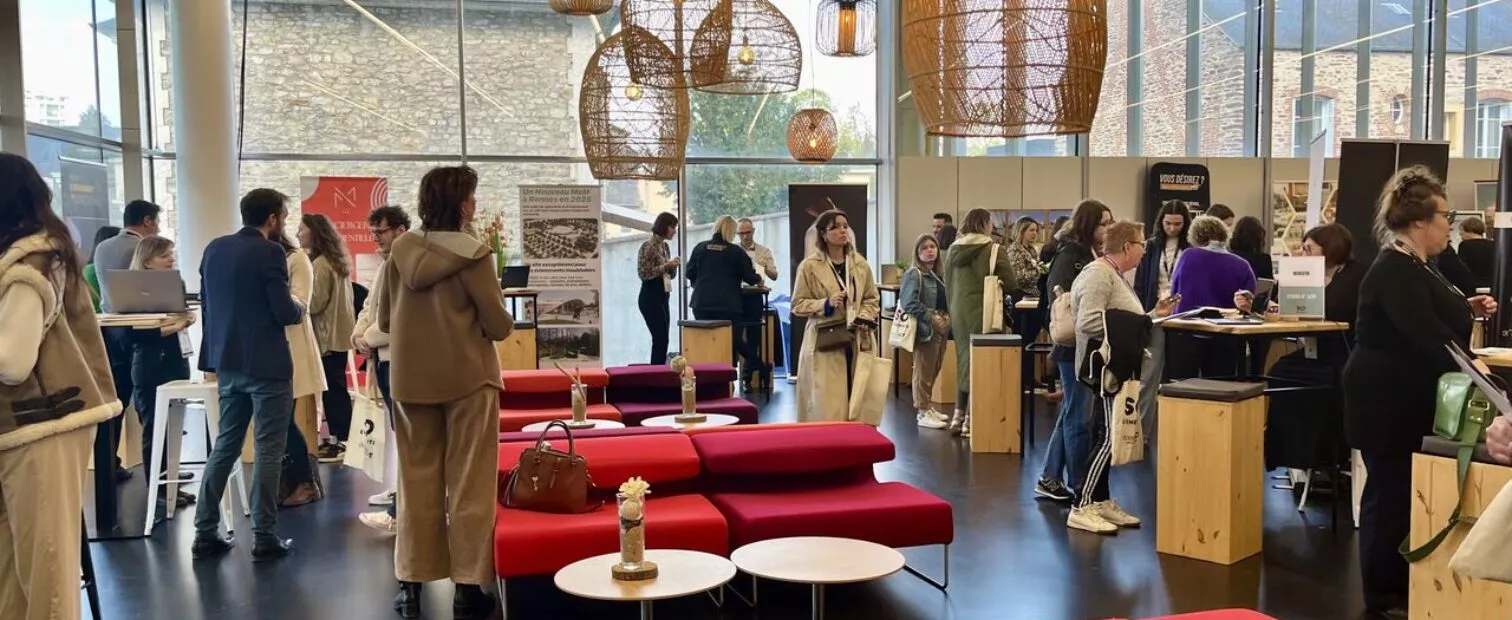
[280,483,319,508]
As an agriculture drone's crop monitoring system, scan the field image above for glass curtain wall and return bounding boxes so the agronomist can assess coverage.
[135,0,882,368]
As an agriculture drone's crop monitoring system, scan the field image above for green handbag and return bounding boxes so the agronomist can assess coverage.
[1400,372,1494,563]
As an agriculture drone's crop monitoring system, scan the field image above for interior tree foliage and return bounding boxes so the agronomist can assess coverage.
[673,89,876,224]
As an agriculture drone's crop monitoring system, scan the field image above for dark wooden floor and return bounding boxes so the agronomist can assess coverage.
[88,385,1366,620]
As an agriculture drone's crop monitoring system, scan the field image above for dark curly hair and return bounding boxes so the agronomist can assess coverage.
[1230,216,1268,256]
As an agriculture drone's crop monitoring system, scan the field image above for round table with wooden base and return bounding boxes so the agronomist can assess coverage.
[520,419,626,433]
[554,549,735,620]
[639,414,741,430]
[730,537,904,620]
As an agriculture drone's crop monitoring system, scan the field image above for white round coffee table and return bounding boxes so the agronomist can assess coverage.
[521,419,626,432]
[640,414,740,430]
[554,549,736,619]
[731,537,904,620]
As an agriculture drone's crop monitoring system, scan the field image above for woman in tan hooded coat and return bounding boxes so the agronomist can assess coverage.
[377,165,513,620]
[792,210,880,422]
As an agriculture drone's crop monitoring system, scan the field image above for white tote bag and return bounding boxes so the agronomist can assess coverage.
[847,350,893,427]
[344,379,389,483]
[889,312,916,353]
[1450,481,1512,583]
[1108,378,1145,466]
[982,243,1005,334]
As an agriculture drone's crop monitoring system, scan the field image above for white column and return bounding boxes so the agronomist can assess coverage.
[169,0,238,293]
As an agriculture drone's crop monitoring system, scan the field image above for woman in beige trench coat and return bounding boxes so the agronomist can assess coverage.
[792,210,880,422]
[272,231,326,506]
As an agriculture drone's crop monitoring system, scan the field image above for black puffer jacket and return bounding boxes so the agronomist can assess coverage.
[688,234,760,317]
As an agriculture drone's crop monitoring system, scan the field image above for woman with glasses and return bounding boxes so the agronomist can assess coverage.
[1343,166,1498,617]
[792,209,880,422]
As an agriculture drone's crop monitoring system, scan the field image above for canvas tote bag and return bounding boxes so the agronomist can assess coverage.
[344,367,388,483]
[1108,378,1144,466]
[889,312,916,353]
[982,244,1005,334]
[848,349,892,426]
[1450,481,1512,583]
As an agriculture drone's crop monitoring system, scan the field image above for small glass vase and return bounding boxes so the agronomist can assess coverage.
[611,493,658,581]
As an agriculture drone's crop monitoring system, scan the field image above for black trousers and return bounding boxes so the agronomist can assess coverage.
[1359,448,1413,611]
[321,353,353,442]
[1077,391,1112,508]
[695,309,761,378]
[639,280,671,365]
[1164,333,1242,380]
[130,336,190,474]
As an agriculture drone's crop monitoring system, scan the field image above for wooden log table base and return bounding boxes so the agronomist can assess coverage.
[1156,394,1266,565]
[1409,453,1512,619]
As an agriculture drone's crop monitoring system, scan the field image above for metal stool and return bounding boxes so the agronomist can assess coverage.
[1020,342,1056,449]
[81,516,101,620]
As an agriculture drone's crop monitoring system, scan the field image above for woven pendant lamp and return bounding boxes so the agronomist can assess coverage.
[620,0,728,90]
[580,27,691,181]
[787,108,837,163]
[688,0,802,94]
[550,0,615,16]
[817,0,876,57]
[901,0,1107,137]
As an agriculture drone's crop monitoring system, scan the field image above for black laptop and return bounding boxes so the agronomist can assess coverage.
[500,265,531,289]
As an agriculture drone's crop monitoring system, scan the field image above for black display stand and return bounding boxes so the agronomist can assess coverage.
[1144,162,1212,223]
[1336,139,1449,262]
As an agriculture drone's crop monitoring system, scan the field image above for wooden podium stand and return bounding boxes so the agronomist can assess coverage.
[1156,383,1267,565]
[680,320,733,365]
[1409,452,1512,618]
[968,334,1023,453]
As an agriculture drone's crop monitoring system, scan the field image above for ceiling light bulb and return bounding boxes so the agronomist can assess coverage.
[808,138,818,148]
[625,82,643,101]
[737,35,756,65]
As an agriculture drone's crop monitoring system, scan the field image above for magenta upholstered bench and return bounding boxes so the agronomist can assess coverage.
[605,364,758,426]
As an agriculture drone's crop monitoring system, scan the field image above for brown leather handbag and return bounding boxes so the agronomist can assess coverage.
[813,317,853,351]
[502,421,601,514]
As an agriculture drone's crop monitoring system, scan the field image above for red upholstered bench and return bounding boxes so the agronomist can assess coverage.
[1129,611,1277,620]
[498,368,619,432]
[690,424,954,590]
[494,433,729,599]
[606,364,756,425]
[497,425,675,443]
[613,397,758,427]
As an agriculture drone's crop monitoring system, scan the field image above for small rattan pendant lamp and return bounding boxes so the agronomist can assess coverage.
[817,0,876,57]
[620,0,729,89]
[787,0,837,162]
[580,27,691,180]
[550,0,615,16]
[901,0,1107,137]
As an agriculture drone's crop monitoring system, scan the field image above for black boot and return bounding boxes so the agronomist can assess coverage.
[190,534,234,559]
[453,583,497,620]
[250,536,293,562]
[394,582,422,619]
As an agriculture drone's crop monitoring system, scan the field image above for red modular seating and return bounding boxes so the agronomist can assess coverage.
[493,432,729,579]
[493,422,954,595]
[1122,611,1277,620]
[691,424,955,551]
[497,369,620,432]
[605,363,758,426]
[497,425,673,443]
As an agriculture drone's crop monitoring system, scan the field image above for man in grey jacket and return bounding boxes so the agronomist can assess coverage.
[94,200,162,311]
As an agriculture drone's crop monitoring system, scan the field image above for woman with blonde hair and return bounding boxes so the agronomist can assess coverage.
[1006,216,1042,298]
[299,213,355,462]
[945,208,1019,437]
[687,215,762,385]
[898,233,950,429]
[792,210,880,422]
[127,236,199,507]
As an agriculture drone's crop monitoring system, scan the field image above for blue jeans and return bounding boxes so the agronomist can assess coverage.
[194,370,294,541]
[1039,360,1091,492]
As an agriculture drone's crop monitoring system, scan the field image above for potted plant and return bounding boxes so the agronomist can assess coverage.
[881,258,908,286]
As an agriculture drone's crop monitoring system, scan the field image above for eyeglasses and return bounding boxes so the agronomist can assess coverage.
[1438,210,1458,224]
[371,227,393,237]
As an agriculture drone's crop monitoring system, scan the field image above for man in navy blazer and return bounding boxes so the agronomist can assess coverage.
[191,188,304,562]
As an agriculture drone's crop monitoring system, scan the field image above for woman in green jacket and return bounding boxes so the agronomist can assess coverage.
[83,226,121,313]
[944,208,1018,437]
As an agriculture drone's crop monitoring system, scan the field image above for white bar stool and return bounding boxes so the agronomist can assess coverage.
[144,380,250,536]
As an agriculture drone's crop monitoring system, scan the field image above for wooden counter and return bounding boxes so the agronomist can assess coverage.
[1160,318,1350,336]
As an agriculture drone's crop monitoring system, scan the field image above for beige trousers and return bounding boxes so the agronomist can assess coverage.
[0,426,93,620]
[394,387,499,585]
[912,320,948,411]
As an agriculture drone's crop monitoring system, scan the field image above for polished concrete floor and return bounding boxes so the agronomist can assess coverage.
[87,386,1366,620]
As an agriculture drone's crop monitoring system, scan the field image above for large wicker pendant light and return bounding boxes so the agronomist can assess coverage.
[688,0,802,94]
[817,0,876,57]
[620,0,728,90]
[787,108,838,162]
[901,0,1108,137]
[580,27,691,181]
[551,0,615,16]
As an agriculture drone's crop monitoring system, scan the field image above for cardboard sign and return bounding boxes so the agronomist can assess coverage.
[1276,256,1326,318]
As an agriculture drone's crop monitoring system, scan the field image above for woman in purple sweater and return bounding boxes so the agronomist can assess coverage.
[1170,215,1257,312]
[1167,215,1256,378]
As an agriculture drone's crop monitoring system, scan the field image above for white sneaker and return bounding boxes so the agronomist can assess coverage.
[1067,506,1119,534]
[917,410,948,429]
[926,409,950,423]
[359,511,397,534]
[1093,500,1142,528]
[368,489,396,506]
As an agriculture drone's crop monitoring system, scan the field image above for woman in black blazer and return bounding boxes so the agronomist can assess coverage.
[1342,167,1499,616]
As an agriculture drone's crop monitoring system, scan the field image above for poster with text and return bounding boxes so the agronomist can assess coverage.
[300,176,389,285]
[521,185,603,368]
[60,158,111,257]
